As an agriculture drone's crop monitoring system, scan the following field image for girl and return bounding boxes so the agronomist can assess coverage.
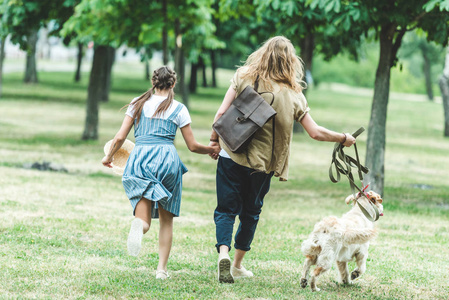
[102,66,219,280]
[209,36,356,283]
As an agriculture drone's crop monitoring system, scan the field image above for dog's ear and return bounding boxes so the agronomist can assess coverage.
[367,191,383,204]
[345,194,355,205]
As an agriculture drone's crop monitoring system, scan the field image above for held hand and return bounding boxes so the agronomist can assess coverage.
[342,133,356,147]
[102,156,113,168]
[208,141,221,160]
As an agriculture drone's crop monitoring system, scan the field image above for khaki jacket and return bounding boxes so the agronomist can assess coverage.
[220,69,310,181]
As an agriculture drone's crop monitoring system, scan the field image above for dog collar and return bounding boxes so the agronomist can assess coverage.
[357,183,370,199]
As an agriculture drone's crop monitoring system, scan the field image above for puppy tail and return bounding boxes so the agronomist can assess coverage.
[343,228,377,245]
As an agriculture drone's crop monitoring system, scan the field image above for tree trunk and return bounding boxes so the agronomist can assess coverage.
[439,45,449,137]
[144,47,152,80]
[24,29,39,83]
[0,38,5,98]
[174,19,181,94]
[300,33,315,90]
[179,50,188,108]
[145,58,150,81]
[74,42,83,82]
[365,25,397,195]
[211,0,219,88]
[200,56,207,87]
[174,18,189,108]
[294,34,315,133]
[100,46,115,102]
[162,0,168,65]
[211,50,217,88]
[422,50,434,101]
[82,45,108,140]
[189,62,198,93]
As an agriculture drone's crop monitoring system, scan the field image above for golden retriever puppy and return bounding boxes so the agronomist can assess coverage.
[300,191,383,292]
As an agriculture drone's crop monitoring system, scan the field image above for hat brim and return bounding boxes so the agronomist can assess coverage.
[104,139,135,175]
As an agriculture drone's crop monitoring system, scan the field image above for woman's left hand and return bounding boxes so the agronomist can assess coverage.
[102,156,113,168]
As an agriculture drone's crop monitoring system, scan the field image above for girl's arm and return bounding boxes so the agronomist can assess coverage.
[180,124,220,154]
[300,113,356,147]
[102,115,134,168]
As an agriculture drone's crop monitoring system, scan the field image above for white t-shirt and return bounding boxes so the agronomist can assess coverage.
[125,95,191,128]
[219,149,231,158]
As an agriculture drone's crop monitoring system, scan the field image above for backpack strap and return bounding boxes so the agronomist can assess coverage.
[246,77,276,169]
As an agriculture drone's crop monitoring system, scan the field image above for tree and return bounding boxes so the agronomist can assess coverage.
[0,37,5,98]
[439,44,449,137]
[1,0,49,83]
[82,45,109,140]
[0,0,7,97]
[62,0,163,140]
[74,42,83,82]
[400,32,445,101]
[101,46,115,102]
[169,0,222,107]
[64,0,220,140]
[162,0,169,65]
[184,9,225,94]
[1,0,79,84]
[23,28,38,83]
[48,0,82,82]
[311,0,449,195]
[257,0,364,87]
[217,0,363,133]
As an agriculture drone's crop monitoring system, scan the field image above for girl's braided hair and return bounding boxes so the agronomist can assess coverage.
[123,66,177,126]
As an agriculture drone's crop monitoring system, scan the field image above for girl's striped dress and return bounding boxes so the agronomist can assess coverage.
[122,103,188,218]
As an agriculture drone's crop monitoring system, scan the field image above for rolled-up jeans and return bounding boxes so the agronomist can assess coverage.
[214,157,273,252]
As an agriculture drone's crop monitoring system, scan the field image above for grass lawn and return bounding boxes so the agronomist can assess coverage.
[0,62,448,299]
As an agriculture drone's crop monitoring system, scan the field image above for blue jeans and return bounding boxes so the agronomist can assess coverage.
[214,157,273,252]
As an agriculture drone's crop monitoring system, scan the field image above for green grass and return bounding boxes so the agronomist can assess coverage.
[0,62,448,299]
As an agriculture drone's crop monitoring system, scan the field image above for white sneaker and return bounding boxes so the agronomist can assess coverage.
[127,218,143,256]
[218,253,234,283]
[231,265,254,279]
[156,270,170,280]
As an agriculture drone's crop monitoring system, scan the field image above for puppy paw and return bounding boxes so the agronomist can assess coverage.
[300,278,308,288]
[311,287,320,292]
[351,270,361,280]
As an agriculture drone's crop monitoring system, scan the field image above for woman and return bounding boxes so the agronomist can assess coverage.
[102,66,219,280]
[209,36,356,283]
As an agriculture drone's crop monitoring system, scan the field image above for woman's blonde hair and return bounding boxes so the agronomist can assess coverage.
[239,36,306,92]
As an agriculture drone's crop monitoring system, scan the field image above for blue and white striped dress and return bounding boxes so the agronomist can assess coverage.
[122,102,188,219]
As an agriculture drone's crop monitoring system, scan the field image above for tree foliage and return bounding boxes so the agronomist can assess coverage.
[310,0,449,195]
[1,0,77,49]
[62,0,161,47]
[1,0,79,83]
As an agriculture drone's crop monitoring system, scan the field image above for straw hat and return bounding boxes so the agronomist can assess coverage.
[103,139,135,175]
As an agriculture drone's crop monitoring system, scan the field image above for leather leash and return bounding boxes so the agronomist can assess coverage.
[329,127,380,222]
